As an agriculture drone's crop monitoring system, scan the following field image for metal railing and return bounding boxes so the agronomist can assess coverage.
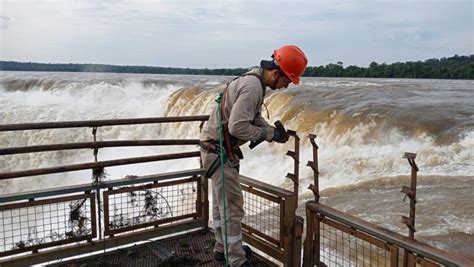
[0,192,97,258]
[0,170,205,266]
[302,135,473,267]
[103,176,201,236]
[0,116,303,266]
[3,118,471,266]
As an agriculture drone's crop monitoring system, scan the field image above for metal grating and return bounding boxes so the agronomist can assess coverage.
[104,178,199,234]
[0,193,95,256]
[50,229,278,267]
[319,219,394,267]
[242,187,282,246]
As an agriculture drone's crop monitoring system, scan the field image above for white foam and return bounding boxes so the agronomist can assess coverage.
[1,73,473,194]
[0,75,186,193]
[303,79,382,88]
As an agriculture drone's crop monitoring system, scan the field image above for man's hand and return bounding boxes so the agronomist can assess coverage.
[249,120,289,149]
[272,121,289,143]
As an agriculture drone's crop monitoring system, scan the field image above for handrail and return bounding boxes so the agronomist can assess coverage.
[1,116,213,266]
[240,175,293,199]
[0,168,206,202]
[0,116,302,266]
[0,139,200,155]
[0,151,200,180]
[307,202,473,267]
[0,116,210,131]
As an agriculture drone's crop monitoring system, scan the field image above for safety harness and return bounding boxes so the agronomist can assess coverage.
[201,70,266,177]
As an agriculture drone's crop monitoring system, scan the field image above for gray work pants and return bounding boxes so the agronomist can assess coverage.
[201,150,246,267]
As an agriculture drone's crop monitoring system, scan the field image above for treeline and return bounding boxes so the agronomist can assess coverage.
[1,54,472,79]
[304,55,473,79]
[0,61,248,76]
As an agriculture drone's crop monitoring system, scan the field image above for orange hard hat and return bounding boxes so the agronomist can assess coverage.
[273,45,308,84]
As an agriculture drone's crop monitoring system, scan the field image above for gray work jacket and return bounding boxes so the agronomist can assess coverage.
[200,68,274,145]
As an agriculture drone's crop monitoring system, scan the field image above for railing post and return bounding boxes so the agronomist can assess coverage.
[303,134,326,266]
[196,173,208,228]
[283,194,295,267]
[198,121,209,226]
[307,134,320,202]
[304,134,325,267]
[286,130,300,206]
[91,126,103,240]
[401,152,418,267]
[291,216,304,267]
[283,130,300,267]
[303,203,314,267]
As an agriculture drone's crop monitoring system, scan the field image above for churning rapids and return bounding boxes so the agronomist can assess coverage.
[1,71,473,259]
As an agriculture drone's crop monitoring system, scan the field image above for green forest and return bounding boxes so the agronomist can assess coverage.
[1,54,472,79]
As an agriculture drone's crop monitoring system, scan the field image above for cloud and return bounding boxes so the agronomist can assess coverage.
[0,16,10,29]
[0,0,472,68]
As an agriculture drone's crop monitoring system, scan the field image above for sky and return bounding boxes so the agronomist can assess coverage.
[0,0,472,68]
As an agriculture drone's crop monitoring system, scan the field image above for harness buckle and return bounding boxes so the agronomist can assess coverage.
[228,158,240,168]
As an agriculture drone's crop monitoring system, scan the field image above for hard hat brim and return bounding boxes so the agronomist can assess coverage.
[260,60,277,69]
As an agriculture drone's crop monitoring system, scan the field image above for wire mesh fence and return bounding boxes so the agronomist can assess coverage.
[302,203,469,267]
[104,177,199,235]
[0,193,96,257]
[242,186,282,247]
[319,219,394,266]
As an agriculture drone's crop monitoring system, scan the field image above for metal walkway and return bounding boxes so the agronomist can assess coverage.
[49,229,277,267]
[2,117,472,266]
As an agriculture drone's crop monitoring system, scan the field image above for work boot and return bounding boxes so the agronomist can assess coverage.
[214,245,252,261]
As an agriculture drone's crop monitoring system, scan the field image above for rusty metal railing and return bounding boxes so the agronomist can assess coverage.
[239,130,303,266]
[0,116,210,266]
[302,135,473,267]
[0,116,303,266]
[103,176,201,236]
[0,116,210,132]
[0,192,97,258]
[0,116,209,180]
[0,171,206,266]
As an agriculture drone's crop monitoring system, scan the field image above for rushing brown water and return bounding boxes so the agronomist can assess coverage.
[1,71,473,259]
[298,175,474,260]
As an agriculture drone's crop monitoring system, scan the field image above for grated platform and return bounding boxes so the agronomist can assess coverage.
[49,229,278,266]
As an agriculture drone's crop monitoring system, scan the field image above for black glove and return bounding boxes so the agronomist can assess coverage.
[272,121,289,143]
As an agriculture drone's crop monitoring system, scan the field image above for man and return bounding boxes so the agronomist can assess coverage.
[200,45,307,267]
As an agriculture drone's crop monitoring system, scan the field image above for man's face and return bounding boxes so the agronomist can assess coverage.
[271,70,291,90]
